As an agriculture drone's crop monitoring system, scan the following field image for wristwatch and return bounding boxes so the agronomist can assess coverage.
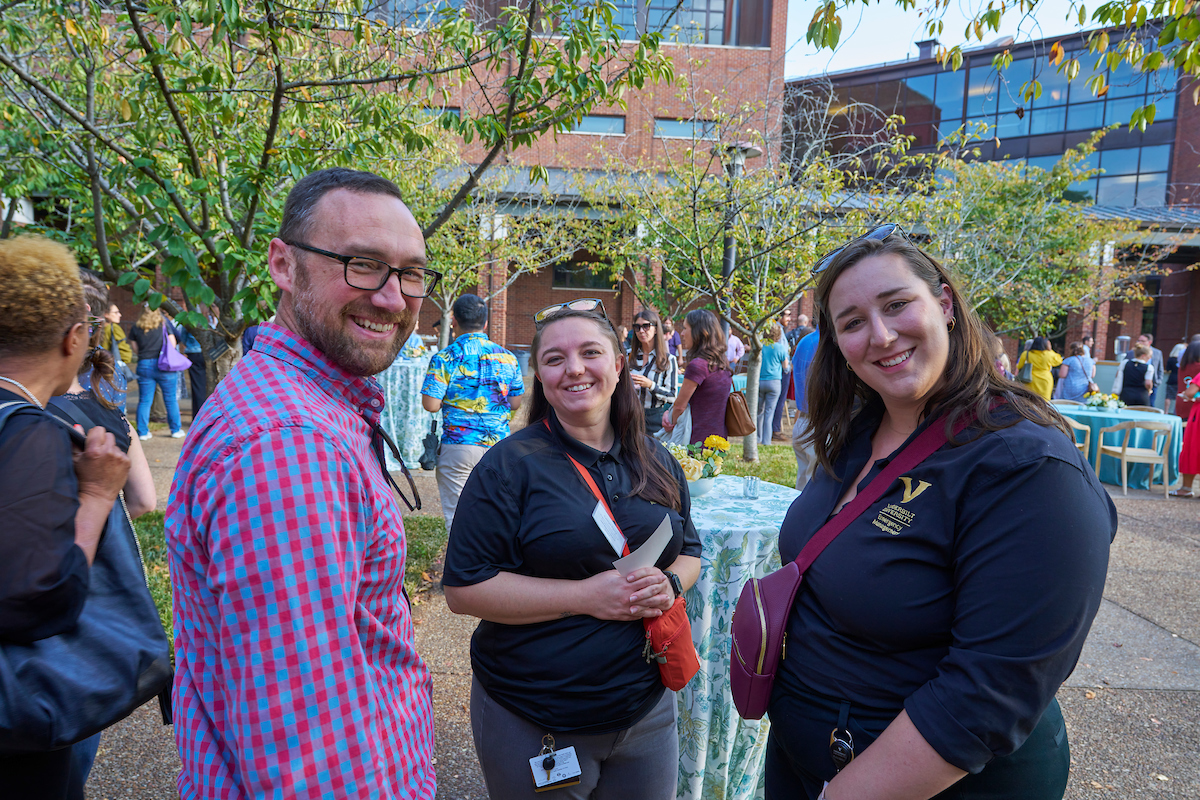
[663,570,683,599]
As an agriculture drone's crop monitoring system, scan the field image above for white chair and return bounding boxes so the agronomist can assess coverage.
[1126,405,1164,414]
[1063,416,1091,458]
[1095,420,1173,498]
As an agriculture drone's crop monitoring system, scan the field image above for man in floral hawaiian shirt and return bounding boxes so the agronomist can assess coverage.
[421,294,524,530]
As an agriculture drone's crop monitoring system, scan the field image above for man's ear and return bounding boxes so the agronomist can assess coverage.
[267,238,298,294]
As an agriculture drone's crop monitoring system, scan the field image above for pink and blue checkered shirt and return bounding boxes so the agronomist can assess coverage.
[166,323,435,799]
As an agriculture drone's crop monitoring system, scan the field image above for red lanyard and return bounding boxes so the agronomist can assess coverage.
[545,419,631,557]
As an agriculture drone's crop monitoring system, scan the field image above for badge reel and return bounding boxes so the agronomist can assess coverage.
[528,734,582,792]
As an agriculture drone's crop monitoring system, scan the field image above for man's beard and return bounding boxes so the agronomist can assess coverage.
[291,269,415,377]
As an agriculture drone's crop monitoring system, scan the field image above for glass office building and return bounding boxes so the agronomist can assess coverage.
[790,31,1183,207]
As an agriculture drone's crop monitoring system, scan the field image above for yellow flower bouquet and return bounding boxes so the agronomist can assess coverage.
[668,435,730,481]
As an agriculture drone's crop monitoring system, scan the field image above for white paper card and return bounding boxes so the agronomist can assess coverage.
[592,501,627,557]
[529,745,582,790]
[612,514,673,576]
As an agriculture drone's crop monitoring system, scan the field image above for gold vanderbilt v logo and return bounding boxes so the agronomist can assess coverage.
[899,476,931,503]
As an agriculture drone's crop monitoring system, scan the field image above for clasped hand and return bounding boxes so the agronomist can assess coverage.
[73,425,130,501]
[584,567,673,622]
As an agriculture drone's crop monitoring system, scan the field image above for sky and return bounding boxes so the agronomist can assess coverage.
[784,0,1089,79]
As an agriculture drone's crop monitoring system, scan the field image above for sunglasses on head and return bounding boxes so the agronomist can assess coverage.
[814,223,909,274]
[533,298,610,324]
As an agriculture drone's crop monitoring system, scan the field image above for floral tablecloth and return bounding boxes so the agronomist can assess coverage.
[1057,406,1182,489]
[377,352,436,471]
[678,475,801,800]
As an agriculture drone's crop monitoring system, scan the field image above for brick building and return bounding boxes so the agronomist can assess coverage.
[785,27,1200,362]
[409,0,790,347]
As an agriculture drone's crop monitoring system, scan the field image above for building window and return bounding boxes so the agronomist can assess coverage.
[562,115,626,135]
[643,0,771,47]
[1061,145,1170,207]
[654,117,717,139]
[552,252,617,290]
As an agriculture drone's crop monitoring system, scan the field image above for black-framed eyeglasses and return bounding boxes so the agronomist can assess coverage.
[285,241,443,298]
[633,322,655,332]
[814,223,908,274]
[86,315,106,337]
[533,298,610,324]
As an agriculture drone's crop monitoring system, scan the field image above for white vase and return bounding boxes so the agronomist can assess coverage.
[688,477,715,497]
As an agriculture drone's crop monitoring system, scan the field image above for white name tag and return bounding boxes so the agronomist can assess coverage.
[529,745,582,792]
[592,501,627,557]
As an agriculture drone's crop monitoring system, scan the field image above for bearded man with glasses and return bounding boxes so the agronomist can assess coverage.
[166,168,438,799]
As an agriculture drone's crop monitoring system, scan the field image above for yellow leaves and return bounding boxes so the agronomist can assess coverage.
[265,148,280,155]
[1050,41,1065,67]
[120,98,132,121]
[64,18,79,37]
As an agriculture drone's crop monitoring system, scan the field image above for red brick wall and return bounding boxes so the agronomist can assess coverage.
[1170,81,1200,206]
[1157,266,1200,345]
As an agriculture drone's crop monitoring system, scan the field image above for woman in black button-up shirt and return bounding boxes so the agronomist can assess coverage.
[444,304,701,799]
[767,228,1115,800]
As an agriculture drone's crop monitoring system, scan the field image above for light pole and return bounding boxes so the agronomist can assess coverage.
[715,142,762,337]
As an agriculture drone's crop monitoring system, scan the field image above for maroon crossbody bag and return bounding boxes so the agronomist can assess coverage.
[730,413,971,720]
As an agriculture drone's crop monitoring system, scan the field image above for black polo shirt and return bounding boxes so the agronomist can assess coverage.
[774,399,1115,773]
[0,389,89,643]
[443,410,701,734]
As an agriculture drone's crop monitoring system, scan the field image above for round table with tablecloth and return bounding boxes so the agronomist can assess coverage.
[1056,405,1182,490]
[677,475,800,800]
[377,351,437,471]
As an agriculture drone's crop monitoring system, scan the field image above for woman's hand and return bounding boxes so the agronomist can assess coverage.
[661,410,675,431]
[74,425,131,502]
[631,373,653,389]
[581,568,673,621]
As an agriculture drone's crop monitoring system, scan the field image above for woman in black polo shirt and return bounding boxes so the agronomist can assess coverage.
[443,300,701,800]
[767,226,1115,799]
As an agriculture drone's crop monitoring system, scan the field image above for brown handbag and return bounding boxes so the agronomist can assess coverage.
[725,376,756,438]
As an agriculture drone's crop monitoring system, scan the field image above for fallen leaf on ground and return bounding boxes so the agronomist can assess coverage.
[1085,691,1097,699]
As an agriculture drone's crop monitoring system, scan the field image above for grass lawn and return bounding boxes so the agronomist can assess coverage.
[134,511,450,646]
[719,440,798,488]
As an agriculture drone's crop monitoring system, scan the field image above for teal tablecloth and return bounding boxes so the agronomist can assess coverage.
[678,475,801,800]
[377,352,436,471]
[1058,406,1182,490]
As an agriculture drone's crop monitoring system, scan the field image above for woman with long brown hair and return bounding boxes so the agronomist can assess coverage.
[629,308,678,436]
[128,306,184,440]
[663,308,731,444]
[765,225,1115,800]
[443,299,700,799]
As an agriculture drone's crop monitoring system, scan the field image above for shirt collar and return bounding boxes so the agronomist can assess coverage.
[454,331,490,345]
[544,409,624,467]
[253,322,387,421]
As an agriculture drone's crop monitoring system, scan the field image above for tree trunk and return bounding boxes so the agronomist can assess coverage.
[742,341,762,462]
[439,308,453,350]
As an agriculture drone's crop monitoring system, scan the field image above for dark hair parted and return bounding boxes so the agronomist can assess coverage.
[684,309,728,373]
[632,308,669,372]
[1180,341,1200,371]
[0,235,86,357]
[452,293,488,331]
[78,270,118,408]
[279,168,405,244]
[804,233,1070,476]
[528,309,682,511]
[1032,336,1051,351]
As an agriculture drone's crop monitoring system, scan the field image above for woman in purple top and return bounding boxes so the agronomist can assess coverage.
[663,309,731,444]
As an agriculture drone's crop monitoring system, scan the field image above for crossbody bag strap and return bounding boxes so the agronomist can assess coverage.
[544,419,631,557]
[792,413,971,575]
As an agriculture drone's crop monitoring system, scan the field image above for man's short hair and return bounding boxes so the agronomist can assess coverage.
[279,168,405,244]
[1139,333,1154,344]
[453,294,488,330]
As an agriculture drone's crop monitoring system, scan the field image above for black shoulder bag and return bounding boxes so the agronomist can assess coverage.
[0,400,172,752]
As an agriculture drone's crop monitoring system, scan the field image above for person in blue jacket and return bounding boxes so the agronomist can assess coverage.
[770,225,1115,800]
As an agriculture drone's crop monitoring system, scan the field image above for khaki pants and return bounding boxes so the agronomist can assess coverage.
[436,443,489,532]
[791,414,817,492]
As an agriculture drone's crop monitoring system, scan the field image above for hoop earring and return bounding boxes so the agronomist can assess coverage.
[846,362,854,373]
[947,317,956,333]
